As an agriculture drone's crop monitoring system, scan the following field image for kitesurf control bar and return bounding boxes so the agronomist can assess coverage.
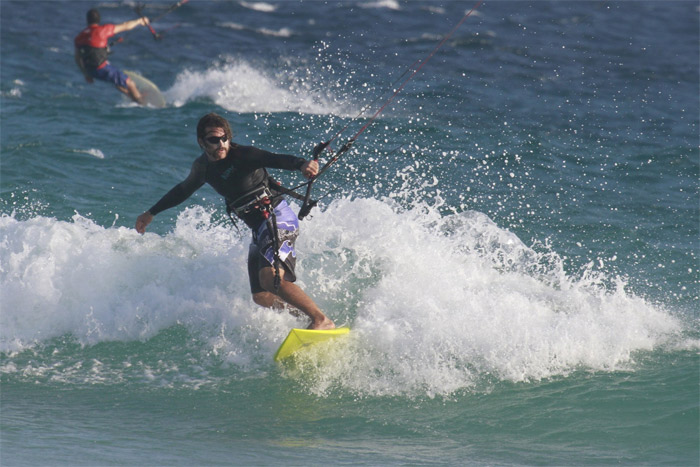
[135,0,190,40]
[298,141,329,220]
[135,4,160,39]
[297,139,353,220]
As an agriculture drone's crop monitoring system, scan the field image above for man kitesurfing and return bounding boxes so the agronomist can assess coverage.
[131,0,482,332]
[74,8,151,104]
[135,113,336,331]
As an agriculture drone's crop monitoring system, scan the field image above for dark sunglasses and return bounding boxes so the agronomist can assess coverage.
[204,135,228,145]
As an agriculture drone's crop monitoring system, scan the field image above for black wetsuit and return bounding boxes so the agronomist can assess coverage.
[148,144,307,293]
[149,144,305,228]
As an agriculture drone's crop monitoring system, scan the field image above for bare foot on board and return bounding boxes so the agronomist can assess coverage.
[309,317,335,330]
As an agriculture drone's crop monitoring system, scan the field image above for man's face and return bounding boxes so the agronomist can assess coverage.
[200,126,230,161]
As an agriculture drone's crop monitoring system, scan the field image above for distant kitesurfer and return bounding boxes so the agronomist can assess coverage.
[134,113,336,331]
[74,8,150,104]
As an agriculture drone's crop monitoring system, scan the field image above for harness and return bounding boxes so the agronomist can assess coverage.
[79,45,109,71]
[225,176,315,292]
[228,184,274,219]
[75,24,112,71]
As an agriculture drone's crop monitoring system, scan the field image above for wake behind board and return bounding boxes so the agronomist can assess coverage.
[124,70,166,108]
[274,327,350,361]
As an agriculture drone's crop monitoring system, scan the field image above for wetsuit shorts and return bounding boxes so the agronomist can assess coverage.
[247,200,300,294]
[91,63,129,88]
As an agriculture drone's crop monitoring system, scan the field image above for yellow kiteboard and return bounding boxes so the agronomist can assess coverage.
[124,70,166,108]
[274,327,350,361]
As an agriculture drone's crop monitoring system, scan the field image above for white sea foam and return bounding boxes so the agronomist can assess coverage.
[219,21,293,38]
[359,0,401,10]
[258,26,293,38]
[163,58,354,116]
[1,79,24,98]
[0,198,688,396]
[239,1,277,13]
[74,148,105,159]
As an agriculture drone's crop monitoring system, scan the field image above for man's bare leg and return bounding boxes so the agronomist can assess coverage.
[258,267,335,330]
[252,291,302,317]
[118,78,144,104]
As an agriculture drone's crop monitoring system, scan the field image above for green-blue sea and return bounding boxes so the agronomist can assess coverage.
[1,1,698,465]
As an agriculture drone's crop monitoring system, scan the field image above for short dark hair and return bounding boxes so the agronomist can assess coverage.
[87,9,100,25]
[197,113,233,141]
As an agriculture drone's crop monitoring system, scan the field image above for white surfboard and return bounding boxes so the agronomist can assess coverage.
[124,70,166,108]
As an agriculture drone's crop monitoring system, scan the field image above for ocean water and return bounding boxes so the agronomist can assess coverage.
[1,0,698,465]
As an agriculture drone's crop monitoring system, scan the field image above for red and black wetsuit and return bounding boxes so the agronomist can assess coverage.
[74,24,115,71]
